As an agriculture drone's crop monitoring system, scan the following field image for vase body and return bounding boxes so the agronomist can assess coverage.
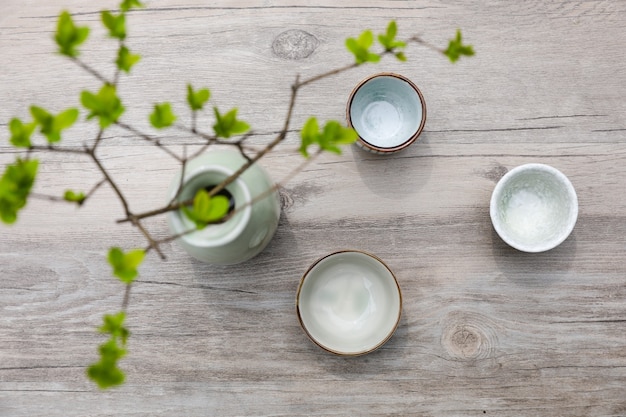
[166,150,281,265]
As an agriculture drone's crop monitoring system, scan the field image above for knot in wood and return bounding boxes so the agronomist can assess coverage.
[448,325,481,358]
[278,187,294,211]
[441,311,499,361]
[483,164,509,183]
[272,29,319,60]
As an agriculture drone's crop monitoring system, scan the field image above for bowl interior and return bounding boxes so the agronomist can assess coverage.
[297,251,402,355]
[491,164,578,252]
[349,75,423,149]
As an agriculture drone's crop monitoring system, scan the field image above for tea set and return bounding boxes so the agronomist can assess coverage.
[296,72,578,355]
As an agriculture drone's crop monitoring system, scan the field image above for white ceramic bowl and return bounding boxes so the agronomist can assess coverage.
[296,250,402,356]
[490,163,578,253]
[347,72,426,154]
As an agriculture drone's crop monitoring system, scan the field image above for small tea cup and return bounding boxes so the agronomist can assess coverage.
[346,72,427,154]
[490,163,578,253]
[296,250,402,356]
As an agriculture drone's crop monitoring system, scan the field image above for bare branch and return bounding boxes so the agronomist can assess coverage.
[409,35,445,54]
[70,57,111,85]
[116,121,183,162]
[297,62,358,88]
[28,145,89,155]
[121,283,132,312]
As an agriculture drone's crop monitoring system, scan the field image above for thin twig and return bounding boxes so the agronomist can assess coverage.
[90,129,105,153]
[121,283,132,312]
[116,121,183,162]
[409,35,445,54]
[297,62,358,88]
[169,147,187,206]
[84,178,107,200]
[86,146,131,215]
[129,216,166,259]
[28,145,89,155]
[29,193,67,202]
[71,57,111,85]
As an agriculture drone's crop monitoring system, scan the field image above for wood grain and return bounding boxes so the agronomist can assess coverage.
[1,1,626,416]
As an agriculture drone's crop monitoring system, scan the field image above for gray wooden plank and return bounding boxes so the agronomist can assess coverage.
[1,0,626,416]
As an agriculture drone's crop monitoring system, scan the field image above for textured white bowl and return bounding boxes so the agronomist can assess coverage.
[490,163,578,253]
[347,73,426,154]
[296,250,402,356]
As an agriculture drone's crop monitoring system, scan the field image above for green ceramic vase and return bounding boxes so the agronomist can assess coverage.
[166,150,281,264]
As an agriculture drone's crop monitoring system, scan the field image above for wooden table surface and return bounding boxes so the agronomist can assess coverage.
[2,1,626,416]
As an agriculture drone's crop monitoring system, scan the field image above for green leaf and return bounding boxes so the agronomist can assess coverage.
[0,158,39,224]
[9,118,36,148]
[299,118,357,157]
[29,105,78,143]
[116,45,140,73]
[444,29,475,63]
[100,312,129,345]
[299,117,319,158]
[87,338,126,389]
[101,10,126,40]
[63,189,86,204]
[55,108,79,130]
[107,247,145,283]
[183,191,230,229]
[120,0,144,12]
[186,84,211,111]
[387,20,397,40]
[55,11,90,57]
[212,107,250,139]
[81,85,125,128]
[358,30,374,49]
[346,29,380,64]
[30,106,56,142]
[377,20,407,52]
[149,103,177,129]
[87,310,131,389]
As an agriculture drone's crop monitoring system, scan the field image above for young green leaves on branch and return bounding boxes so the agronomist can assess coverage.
[213,108,250,139]
[88,247,144,389]
[183,191,231,229]
[346,30,380,65]
[150,103,177,129]
[116,46,141,73]
[64,190,86,204]
[102,11,126,40]
[30,106,79,144]
[347,21,474,65]
[444,29,475,63]
[81,85,125,128]
[87,312,129,389]
[9,118,36,148]
[377,21,407,61]
[187,85,211,111]
[55,11,89,57]
[108,247,145,284]
[120,0,144,12]
[0,159,39,224]
[300,118,358,158]
[346,21,406,64]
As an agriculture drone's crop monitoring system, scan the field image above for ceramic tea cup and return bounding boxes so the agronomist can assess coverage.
[490,163,578,253]
[347,72,426,154]
[296,250,402,356]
